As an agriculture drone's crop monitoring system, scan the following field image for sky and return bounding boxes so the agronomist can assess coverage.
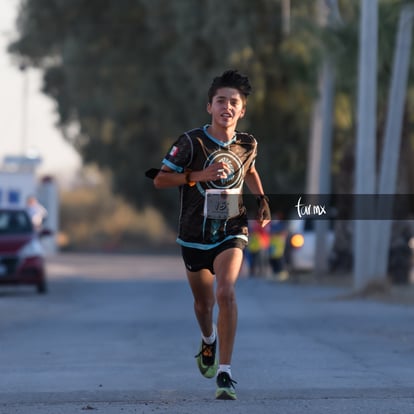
[0,0,81,183]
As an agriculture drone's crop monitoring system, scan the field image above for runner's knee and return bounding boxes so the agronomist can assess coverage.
[194,298,215,315]
[216,285,236,307]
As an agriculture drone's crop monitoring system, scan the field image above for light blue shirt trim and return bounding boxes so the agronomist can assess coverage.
[177,234,248,250]
[162,158,184,173]
[203,125,236,147]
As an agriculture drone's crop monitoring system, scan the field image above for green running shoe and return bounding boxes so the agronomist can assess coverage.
[194,338,218,379]
[215,371,237,400]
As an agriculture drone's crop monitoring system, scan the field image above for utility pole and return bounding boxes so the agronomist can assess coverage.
[281,0,290,36]
[20,64,29,155]
[354,0,378,291]
[307,0,341,275]
[310,58,335,275]
[373,5,414,279]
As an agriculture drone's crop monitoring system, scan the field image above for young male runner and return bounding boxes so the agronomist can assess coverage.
[153,69,270,400]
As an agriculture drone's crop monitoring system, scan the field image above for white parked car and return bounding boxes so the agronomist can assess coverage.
[285,218,334,272]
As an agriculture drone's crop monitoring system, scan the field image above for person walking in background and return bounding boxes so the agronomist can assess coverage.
[152,70,270,400]
[26,195,47,231]
[246,220,270,277]
[268,213,288,281]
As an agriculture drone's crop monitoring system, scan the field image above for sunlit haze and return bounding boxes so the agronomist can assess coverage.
[0,0,81,183]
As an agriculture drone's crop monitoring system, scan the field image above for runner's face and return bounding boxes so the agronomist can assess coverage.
[207,87,246,129]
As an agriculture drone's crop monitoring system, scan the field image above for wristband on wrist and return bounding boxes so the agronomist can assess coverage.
[184,171,196,187]
[256,195,269,206]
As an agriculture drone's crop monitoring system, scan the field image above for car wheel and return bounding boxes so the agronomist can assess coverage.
[37,280,47,294]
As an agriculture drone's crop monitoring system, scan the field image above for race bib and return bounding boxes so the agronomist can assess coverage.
[203,189,241,220]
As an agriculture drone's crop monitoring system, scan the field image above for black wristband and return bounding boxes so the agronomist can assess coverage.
[256,195,269,206]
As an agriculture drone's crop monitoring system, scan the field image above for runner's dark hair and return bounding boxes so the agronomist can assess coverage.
[207,70,252,103]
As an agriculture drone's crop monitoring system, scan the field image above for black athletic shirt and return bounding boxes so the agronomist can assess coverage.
[162,125,257,249]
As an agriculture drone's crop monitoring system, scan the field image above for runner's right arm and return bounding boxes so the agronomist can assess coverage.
[153,163,230,189]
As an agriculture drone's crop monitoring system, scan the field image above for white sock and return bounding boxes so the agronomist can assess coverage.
[202,324,216,345]
[218,364,231,377]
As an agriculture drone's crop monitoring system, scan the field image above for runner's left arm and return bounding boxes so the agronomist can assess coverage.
[244,166,271,228]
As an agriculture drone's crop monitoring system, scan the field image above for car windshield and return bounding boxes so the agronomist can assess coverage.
[0,210,33,234]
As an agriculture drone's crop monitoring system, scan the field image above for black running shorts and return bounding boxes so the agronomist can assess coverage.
[181,238,247,274]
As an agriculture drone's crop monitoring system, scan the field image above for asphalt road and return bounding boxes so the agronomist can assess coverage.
[0,253,414,413]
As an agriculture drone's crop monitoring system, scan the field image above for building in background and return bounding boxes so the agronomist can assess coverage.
[0,154,58,254]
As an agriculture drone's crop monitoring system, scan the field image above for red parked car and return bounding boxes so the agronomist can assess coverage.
[0,208,47,294]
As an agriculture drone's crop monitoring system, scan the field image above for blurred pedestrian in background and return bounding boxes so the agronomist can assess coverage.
[246,220,270,277]
[26,195,47,231]
[268,213,288,281]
